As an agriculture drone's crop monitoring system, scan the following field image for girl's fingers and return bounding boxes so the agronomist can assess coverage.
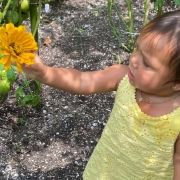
[33,50,39,55]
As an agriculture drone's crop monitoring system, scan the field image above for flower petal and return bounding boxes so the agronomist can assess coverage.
[19,52,35,65]
[6,23,14,31]
[0,23,38,70]
[16,62,22,73]
[0,55,10,65]
[1,56,11,70]
[0,27,8,43]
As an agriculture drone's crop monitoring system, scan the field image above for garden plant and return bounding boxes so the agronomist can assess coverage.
[108,0,180,60]
[0,0,42,109]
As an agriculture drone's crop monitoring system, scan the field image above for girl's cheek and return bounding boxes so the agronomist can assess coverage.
[138,73,153,86]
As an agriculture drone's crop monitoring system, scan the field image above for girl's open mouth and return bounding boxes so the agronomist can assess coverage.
[128,69,134,80]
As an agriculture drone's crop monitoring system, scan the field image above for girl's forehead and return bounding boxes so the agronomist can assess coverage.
[137,33,173,65]
[137,33,170,50]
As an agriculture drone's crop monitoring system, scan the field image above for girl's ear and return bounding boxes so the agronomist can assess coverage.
[172,84,180,91]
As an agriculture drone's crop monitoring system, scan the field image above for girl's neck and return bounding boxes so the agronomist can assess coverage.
[136,89,180,117]
[137,89,180,105]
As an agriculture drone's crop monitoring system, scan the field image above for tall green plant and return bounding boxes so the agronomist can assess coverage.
[108,0,180,56]
[29,0,42,111]
[154,0,164,16]
[143,0,150,26]
[174,0,180,5]
[108,0,151,53]
[154,0,180,16]
[108,0,133,52]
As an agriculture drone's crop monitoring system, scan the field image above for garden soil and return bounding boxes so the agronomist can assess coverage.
[0,0,178,179]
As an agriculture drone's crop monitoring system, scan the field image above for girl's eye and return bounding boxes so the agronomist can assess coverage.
[143,59,149,67]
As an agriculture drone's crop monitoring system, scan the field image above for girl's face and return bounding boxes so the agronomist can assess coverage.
[128,34,174,96]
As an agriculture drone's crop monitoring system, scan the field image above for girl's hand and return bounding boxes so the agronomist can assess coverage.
[23,51,47,81]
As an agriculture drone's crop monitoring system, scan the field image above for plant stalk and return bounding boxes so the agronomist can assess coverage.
[126,0,134,51]
[30,0,41,41]
[0,93,8,105]
[157,0,164,17]
[107,0,130,52]
[2,0,12,20]
[30,0,41,111]
[143,0,150,26]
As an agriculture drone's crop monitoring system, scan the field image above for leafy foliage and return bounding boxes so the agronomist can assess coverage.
[0,0,41,109]
[15,79,41,107]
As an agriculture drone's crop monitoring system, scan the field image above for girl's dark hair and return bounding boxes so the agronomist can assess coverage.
[140,10,180,84]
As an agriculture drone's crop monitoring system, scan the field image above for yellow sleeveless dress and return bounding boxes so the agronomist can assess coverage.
[83,75,180,180]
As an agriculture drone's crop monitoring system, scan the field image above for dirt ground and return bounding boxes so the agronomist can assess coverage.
[0,0,179,179]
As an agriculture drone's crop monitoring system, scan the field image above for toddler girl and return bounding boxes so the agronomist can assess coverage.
[23,10,180,179]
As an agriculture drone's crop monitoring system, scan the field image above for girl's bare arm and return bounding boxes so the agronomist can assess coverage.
[173,133,180,179]
[39,65,128,94]
[23,52,128,94]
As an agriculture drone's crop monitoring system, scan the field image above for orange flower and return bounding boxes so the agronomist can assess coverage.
[0,23,38,72]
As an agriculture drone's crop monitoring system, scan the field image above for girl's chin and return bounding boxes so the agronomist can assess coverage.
[128,78,136,87]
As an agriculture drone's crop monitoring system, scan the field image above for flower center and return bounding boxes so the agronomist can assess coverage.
[10,42,23,55]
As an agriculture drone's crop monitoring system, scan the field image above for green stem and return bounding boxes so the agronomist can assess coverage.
[112,0,128,30]
[2,0,12,19]
[126,0,133,32]
[10,0,18,25]
[34,0,41,37]
[30,0,41,111]
[30,0,42,43]
[126,0,134,51]
[143,0,150,26]
[30,0,38,42]
[32,79,41,111]
[157,0,164,17]
[107,0,131,52]
[21,73,33,96]
[17,0,22,26]
[0,93,8,105]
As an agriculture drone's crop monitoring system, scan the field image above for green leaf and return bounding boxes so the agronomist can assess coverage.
[154,0,163,8]
[30,95,40,106]
[11,65,17,71]
[0,70,7,80]
[19,94,40,107]
[15,86,24,100]
[24,94,40,106]
[0,64,4,71]
[34,80,41,93]
[23,79,28,86]
[0,54,4,59]
[173,0,180,5]
[18,118,26,125]
[19,95,31,106]
[6,68,16,83]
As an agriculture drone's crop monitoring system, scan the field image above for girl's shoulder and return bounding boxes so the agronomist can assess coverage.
[93,64,128,93]
[108,64,129,90]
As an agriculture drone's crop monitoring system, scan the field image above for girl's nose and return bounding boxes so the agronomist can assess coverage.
[130,52,138,69]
